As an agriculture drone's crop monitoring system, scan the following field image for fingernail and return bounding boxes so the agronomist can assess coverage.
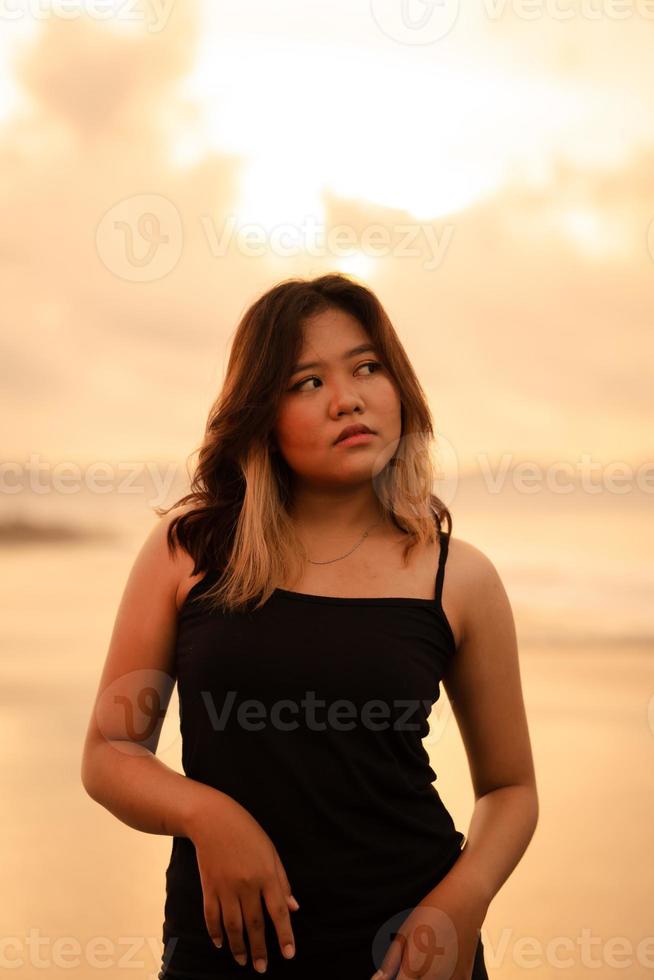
[283,943,295,959]
[212,938,222,948]
[254,957,267,973]
[235,953,247,966]
[289,895,300,910]
[371,971,386,980]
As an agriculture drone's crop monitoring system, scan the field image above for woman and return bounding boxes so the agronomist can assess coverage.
[81,273,539,980]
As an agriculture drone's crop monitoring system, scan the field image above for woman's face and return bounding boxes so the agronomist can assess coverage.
[273,307,402,488]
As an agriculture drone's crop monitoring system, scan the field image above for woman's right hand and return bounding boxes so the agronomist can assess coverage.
[188,791,300,973]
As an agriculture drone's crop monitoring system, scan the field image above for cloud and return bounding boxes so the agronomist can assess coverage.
[0,4,651,468]
[13,8,198,140]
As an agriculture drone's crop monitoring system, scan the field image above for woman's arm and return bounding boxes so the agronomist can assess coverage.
[439,537,540,910]
[80,509,301,970]
[82,732,230,839]
[80,505,213,837]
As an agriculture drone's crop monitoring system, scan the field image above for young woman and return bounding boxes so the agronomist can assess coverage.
[81,273,538,980]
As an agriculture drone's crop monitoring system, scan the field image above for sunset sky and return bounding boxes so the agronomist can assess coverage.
[1,0,652,474]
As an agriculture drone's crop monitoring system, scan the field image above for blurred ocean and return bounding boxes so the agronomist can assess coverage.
[2,459,652,651]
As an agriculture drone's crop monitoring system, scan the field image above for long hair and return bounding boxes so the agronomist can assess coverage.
[156,272,452,613]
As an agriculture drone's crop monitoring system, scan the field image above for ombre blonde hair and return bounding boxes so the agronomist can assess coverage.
[156,272,453,614]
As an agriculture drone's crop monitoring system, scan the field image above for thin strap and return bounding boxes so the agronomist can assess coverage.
[434,530,450,606]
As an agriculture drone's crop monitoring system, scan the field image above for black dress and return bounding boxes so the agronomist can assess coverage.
[159,529,489,979]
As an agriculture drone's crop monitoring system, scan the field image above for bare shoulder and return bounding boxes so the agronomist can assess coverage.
[442,534,511,649]
[157,503,205,611]
[163,503,216,612]
[124,502,200,614]
[446,534,504,593]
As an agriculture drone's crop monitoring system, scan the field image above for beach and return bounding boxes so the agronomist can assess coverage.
[1,496,653,979]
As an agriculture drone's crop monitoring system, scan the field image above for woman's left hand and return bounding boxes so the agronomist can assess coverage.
[370,880,488,980]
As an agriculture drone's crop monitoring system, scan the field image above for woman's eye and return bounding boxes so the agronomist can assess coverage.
[290,361,382,392]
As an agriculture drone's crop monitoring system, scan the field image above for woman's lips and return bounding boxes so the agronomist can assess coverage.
[333,432,376,447]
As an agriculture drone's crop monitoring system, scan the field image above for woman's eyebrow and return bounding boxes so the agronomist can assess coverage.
[291,343,377,374]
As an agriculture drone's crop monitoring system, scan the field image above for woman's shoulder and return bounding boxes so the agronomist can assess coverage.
[147,503,205,612]
[446,533,505,593]
[445,533,512,644]
[161,503,217,612]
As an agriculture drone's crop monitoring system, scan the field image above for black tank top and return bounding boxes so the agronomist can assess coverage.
[160,529,466,980]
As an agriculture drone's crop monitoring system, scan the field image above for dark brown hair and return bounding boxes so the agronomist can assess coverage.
[156,272,452,613]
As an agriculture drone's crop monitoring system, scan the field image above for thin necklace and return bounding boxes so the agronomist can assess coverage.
[307,519,382,565]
